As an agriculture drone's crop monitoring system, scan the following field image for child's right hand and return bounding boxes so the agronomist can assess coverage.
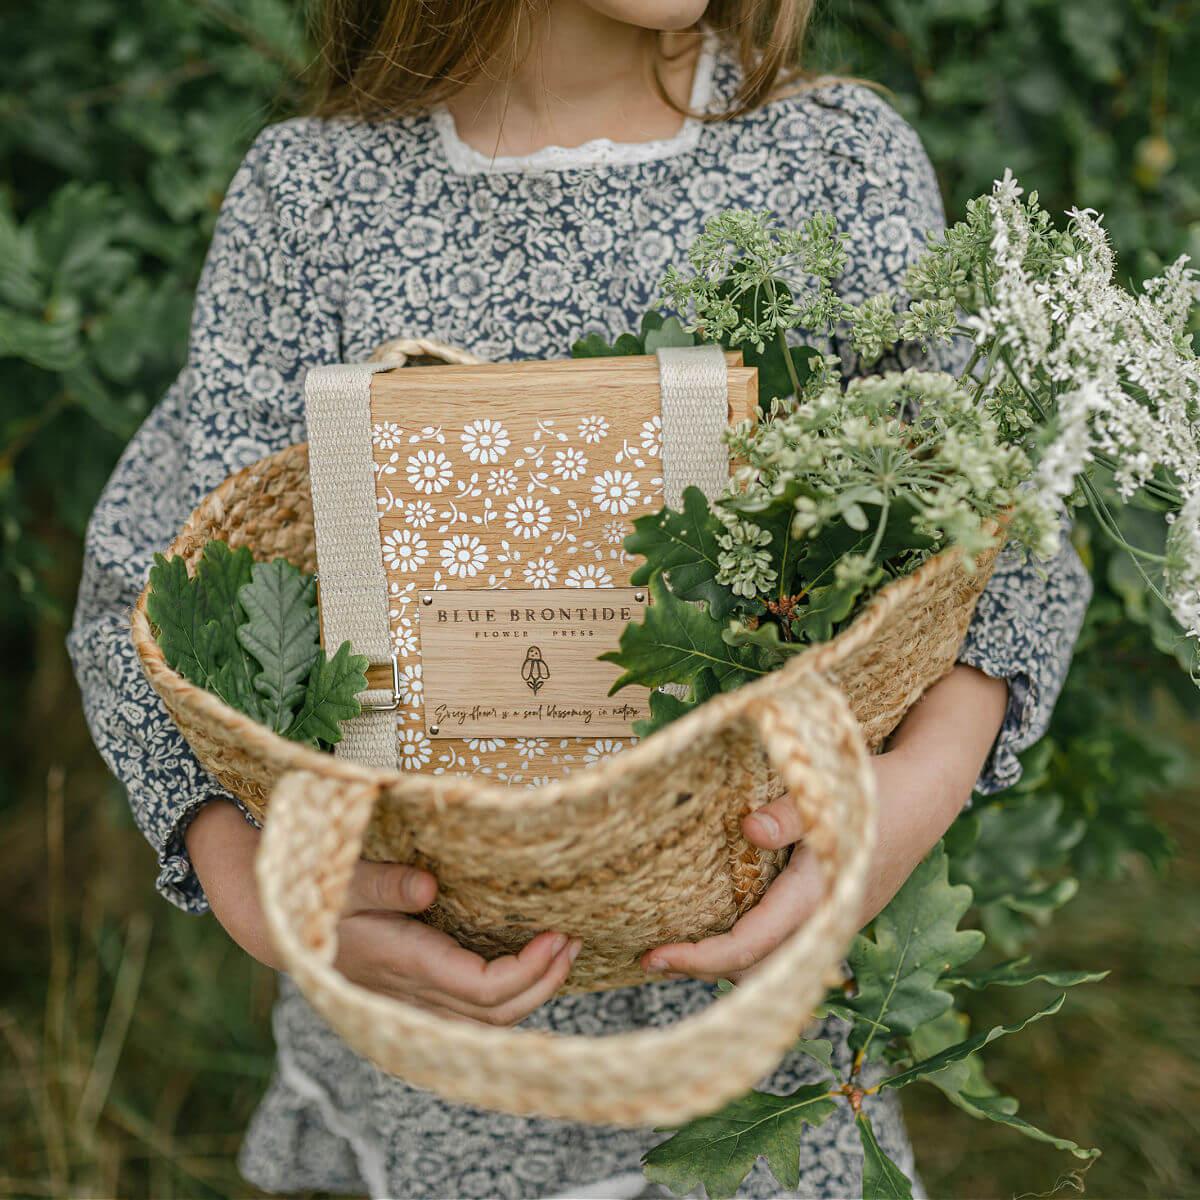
[186,800,580,1025]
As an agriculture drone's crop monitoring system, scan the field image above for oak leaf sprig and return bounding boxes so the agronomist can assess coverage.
[148,541,368,747]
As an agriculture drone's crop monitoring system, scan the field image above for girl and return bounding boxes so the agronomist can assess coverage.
[69,2,1090,1196]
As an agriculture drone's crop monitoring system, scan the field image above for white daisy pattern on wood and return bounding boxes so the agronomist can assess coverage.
[398,727,433,770]
[591,469,640,515]
[406,448,453,494]
[486,467,518,496]
[504,494,552,539]
[551,446,588,480]
[565,562,614,588]
[382,528,428,573]
[440,533,488,578]
[460,418,511,464]
[578,414,609,444]
[522,555,558,588]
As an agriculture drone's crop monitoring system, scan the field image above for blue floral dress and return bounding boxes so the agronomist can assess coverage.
[68,38,1090,1200]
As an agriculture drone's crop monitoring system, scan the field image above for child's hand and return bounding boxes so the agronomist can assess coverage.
[187,800,580,1025]
[639,665,1008,984]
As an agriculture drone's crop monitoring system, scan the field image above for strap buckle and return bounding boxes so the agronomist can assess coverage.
[362,654,402,711]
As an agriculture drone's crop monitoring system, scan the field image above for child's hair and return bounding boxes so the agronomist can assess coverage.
[308,1,813,122]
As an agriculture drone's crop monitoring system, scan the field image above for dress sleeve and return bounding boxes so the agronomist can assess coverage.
[790,83,1092,792]
[67,120,344,912]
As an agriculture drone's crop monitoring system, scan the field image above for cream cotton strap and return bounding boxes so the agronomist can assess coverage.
[656,343,731,507]
[304,362,398,767]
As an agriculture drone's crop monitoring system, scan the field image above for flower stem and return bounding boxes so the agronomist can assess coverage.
[778,325,803,398]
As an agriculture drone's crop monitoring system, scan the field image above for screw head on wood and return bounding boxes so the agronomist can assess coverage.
[428,724,440,735]
[634,591,646,603]
[421,594,433,605]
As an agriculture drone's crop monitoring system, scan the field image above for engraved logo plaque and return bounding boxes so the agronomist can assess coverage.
[419,588,650,738]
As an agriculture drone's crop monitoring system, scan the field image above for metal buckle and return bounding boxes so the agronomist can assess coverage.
[362,654,402,711]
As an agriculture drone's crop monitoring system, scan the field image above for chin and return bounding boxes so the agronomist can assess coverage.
[583,0,710,31]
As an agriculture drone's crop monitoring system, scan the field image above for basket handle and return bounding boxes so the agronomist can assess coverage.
[255,672,876,1127]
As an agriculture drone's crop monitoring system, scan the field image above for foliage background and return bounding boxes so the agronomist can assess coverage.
[1,1,1197,1196]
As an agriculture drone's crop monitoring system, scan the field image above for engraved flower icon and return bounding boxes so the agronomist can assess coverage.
[398,727,433,770]
[460,418,511,464]
[591,469,640,515]
[578,414,610,444]
[565,562,614,588]
[522,556,559,588]
[382,528,428,573]
[406,448,453,494]
[440,533,488,578]
[504,494,552,539]
[551,446,588,481]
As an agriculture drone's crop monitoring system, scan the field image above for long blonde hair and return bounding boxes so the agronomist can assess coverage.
[308,1,813,121]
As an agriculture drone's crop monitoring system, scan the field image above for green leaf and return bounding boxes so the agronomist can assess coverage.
[947,795,1084,953]
[601,573,768,696]
[794,1038,836,1073]
[880,994,1067,1090]
[856,1113,914,1200]
[236,559,320,734]
[626,488,740,620]
[642,1084,837,1199]
[147,553,213,688]
[146,546,260,718]
[722,619,808,658]
[0,307,82,370]
[193,540,255,649]
[943,958,1109,991]
[959,1096,1100,1160]
[897,1008,1017,1120]
[844,844,984,1059]
[193,540,258,711]
[287,641,370,746]
[789,574,878,643]
[631,668,720,738]
[570,329,644,357]
[643,315,695,352]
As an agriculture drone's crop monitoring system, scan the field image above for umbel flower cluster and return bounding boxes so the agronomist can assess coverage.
[623,181,1200,679]
[717,369,1050,602]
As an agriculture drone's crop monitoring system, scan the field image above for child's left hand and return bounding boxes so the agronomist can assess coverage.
[639,665,1009,984]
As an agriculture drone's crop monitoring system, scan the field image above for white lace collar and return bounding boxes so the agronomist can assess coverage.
[432,34,718,176]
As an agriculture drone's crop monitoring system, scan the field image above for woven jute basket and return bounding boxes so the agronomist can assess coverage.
[130,339,1001,1126]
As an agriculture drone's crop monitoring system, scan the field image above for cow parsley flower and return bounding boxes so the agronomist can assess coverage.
[716,519,778,598]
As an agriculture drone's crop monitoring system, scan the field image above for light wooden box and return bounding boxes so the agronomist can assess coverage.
[354,353,756,782]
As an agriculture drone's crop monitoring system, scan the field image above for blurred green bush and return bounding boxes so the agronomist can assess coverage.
[1,1,1197,1196]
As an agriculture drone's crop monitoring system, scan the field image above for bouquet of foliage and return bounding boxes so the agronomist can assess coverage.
[568,176,1199,1197]
[590,183,1197,735]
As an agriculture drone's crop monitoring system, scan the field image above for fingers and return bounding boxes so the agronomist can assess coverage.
[392,923,576,1008]
[410,935,581,1025]
[335,915,582,1025]
[641,846,825,982]
[742,793,808,850]
[345,860,438,915]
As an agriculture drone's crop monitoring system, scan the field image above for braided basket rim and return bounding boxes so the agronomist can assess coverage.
[130,442,1000,810]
